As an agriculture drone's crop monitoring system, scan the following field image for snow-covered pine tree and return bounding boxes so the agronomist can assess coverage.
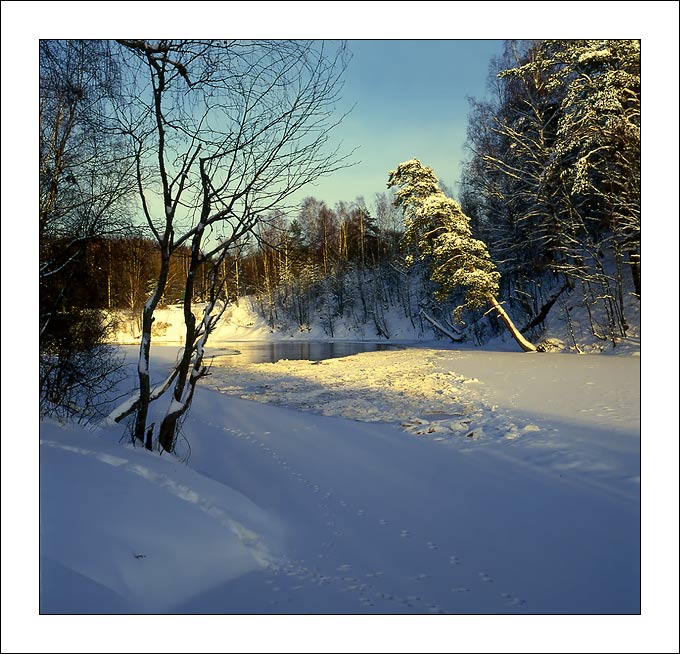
[550,39,641,320]
[498,40,640,339]
[387,159,537,352]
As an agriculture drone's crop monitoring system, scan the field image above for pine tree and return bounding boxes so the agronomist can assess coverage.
[388,159,536,352]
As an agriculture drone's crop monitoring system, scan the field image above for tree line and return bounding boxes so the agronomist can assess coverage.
[42,190,403,308]
[459,39,640,345]
[231,195,410,334]
[41,235,211,313]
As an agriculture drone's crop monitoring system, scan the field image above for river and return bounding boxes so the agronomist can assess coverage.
[206,340,403,366]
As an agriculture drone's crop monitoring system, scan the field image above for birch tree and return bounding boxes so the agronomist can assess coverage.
[108,40,351,451]
[39,39,135,419]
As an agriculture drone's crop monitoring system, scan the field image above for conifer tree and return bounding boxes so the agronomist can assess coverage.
[388,159,536,352]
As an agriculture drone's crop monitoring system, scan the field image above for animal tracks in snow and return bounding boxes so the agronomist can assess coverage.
[501,592,527,606]
[190,418,529,612]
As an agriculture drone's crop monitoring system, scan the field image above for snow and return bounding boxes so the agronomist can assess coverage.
[202,347,640,504]
[108,300,276,344]
[35,343,644,620]
[167,397,185,415]
[11,289,679,650]
[109,297,427,344]
[137,334,150,374]
[40,427,282,613]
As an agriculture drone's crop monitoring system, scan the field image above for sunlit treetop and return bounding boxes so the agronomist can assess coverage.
[388,159,500,321]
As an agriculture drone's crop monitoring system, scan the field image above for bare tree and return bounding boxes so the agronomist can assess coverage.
[39,39,135,420]
[108,40,352,451]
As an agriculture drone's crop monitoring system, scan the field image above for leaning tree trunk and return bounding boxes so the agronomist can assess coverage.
[486,294,537,352]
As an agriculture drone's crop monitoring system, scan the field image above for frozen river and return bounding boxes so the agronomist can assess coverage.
[207,340,402,365]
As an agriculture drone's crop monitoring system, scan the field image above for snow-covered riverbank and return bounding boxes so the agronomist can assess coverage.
[207,346,641,502]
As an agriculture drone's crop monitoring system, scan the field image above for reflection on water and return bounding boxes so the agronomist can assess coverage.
[209,341,400,366]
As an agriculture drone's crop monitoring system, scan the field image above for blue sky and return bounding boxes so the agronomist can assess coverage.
[291,39,505,208]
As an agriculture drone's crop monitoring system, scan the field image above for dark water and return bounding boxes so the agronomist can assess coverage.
[209,341,401,366]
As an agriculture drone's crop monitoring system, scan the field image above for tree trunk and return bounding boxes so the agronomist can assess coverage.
[145,423,154,451]
[133,308,154,444]
[486,294,537,352]
[628,249,641,298]
[158,263,198,452]
[420,309,464,342]
[520,283,569,333]
[133,258,170,443]
[158,411,179,453]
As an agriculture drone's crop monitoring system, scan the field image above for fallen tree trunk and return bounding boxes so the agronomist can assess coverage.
[420,309,465,342]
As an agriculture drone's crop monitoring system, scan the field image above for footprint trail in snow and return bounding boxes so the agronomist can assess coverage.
[198,419,529,613]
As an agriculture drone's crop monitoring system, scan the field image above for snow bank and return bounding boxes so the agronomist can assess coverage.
[107,299,274,344]
[107,297,436,345]
[40,420,284,613]
[107,282,641,356]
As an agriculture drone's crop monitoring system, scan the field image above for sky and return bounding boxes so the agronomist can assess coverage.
[290,39,504,209]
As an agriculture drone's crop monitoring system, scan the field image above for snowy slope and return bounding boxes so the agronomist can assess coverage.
[106,279,641,356]
[107,299,277,344]
[40,420,284,614]
[178,386,640,615]
[196,346,641,612]
[13,323,678,650]
[107,296,438,345]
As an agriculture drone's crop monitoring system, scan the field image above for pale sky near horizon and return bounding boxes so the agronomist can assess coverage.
[290,39,505,209]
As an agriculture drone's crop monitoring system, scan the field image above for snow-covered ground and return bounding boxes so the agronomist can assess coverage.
[194,345,642,613]
[105,284,642,356]
[8,298,679,650]
[35,341,642,612]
